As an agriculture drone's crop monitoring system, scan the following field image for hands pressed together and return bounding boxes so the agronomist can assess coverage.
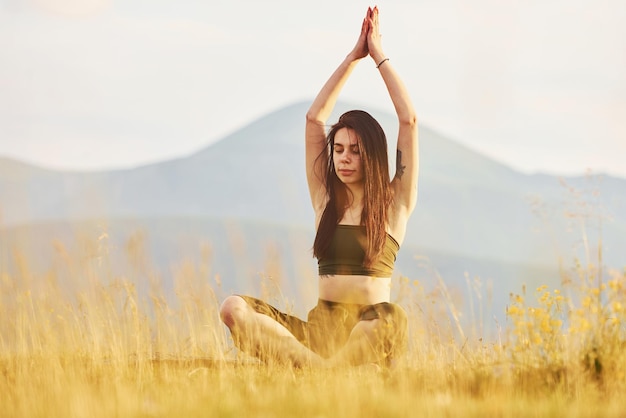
[350,6,386,66]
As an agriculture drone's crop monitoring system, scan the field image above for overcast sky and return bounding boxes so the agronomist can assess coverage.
[1,0,625,178]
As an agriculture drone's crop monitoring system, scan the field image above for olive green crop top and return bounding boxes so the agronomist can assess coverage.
[317,224,400,277]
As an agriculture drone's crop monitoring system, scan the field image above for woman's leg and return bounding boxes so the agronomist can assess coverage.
[325,302,408,367]
[325,319,385,367]
[219,295,325,367]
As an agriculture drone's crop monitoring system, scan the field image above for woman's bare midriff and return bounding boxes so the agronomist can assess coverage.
[318,274,391,305]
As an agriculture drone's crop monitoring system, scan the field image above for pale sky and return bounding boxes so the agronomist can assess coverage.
[1,0,625,177]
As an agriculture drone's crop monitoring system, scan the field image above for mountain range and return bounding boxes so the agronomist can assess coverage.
[1,101,624,329]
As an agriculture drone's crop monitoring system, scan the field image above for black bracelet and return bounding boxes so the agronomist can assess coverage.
[376,58,389,68]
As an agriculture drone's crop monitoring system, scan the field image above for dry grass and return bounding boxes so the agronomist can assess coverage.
[1,223,626,418]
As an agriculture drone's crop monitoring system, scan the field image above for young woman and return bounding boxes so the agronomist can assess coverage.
[220,6,418,368]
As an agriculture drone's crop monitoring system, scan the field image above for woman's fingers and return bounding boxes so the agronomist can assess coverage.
[372,6,379,32]
[365,6,384,60]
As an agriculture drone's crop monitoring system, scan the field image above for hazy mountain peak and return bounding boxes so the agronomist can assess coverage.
[0,100,624,271]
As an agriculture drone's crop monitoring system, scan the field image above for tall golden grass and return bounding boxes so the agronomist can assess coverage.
[2,192,625,417]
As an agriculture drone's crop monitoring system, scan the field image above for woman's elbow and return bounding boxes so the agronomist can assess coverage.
[306,110,325,125]
[399,112,418,129]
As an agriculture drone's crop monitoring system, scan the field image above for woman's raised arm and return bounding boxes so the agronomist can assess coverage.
[305,9,370,217]
[367,7,419,219]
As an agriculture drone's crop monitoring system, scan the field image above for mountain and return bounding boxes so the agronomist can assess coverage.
[5,100,623,263]
[1,101,625,331]
[0,102,312,226]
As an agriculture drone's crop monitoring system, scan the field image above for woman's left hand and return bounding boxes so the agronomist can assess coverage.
[366,6,385,64]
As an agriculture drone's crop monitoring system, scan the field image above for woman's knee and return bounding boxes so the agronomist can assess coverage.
[219,295,250,328]
[357,302,408,356]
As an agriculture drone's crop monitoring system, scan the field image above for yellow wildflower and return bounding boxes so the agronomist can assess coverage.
[507,305,520,316]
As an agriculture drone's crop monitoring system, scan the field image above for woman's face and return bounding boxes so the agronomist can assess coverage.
[333,128,364,186]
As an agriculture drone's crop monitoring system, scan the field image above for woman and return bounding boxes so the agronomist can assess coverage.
[220,6,418,368]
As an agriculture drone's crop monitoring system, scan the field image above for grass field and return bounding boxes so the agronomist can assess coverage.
[2,230,625,418]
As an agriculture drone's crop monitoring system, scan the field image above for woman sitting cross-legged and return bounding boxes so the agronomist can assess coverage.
[219,6,418,368]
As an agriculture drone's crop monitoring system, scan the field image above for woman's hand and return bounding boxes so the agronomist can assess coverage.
[366,6,385,64]
[347,8,371,61]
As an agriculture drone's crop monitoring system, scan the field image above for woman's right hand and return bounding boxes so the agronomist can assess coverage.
[348,8,371,61]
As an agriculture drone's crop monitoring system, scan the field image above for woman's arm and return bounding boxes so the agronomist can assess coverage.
[367,7,419,218]
[305,9,370,217]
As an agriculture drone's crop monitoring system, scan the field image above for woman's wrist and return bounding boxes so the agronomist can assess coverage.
[371,53,386,65]
[376,58,389,68]
[345,50,365,63]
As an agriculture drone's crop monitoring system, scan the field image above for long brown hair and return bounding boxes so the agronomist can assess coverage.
[313,110,393,267]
